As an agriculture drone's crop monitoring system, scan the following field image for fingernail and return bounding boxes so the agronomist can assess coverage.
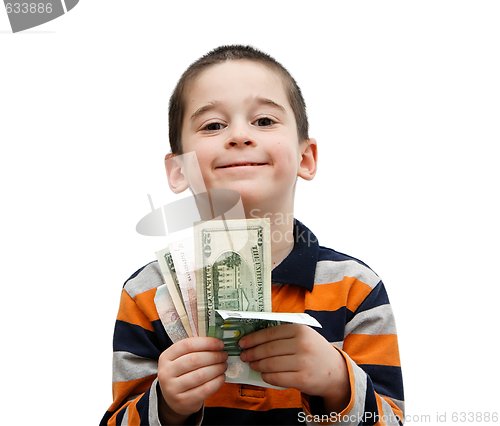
[240,351,247,361]
[239,338,247,349]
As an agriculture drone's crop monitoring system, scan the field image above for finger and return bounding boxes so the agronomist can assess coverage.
[175,372,226,405]
[164,337,224,361]
[240,339,295,362]
[173,350,228,377]
[239,324,299,349]
[247,354,300,373]
[165,373,226,414]
[175,362,228,393]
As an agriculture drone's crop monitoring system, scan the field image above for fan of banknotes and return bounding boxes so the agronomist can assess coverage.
[155,218,320,387]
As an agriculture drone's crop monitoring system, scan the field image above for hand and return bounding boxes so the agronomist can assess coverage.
[157,337,228,420]
[239,324,350,412]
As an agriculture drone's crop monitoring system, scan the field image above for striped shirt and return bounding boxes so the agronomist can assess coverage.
[101,220,404,425]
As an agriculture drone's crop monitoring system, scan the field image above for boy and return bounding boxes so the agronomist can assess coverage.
[101,45,404,425]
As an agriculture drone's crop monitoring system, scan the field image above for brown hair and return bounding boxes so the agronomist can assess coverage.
[168,45,309,154]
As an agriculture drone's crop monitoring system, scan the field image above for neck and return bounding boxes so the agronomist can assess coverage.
[245,205,295,269]
[269,217,295,269]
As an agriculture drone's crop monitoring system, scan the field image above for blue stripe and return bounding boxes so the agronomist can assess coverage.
[272,220,319,291]
[115,407,125,425]
[362,375,379,425]
[99,411,112,426]
[317,246,372,269]
[305,307,354,342]
[151,319,173,349]
[355,281,389,314]
[359,364,404,402]
[113,320,162,360]
[136,389,151,424]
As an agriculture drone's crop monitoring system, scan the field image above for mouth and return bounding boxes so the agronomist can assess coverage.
[216,162,268,169]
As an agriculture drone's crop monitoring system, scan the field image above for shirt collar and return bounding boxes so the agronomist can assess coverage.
[271,219,319,291]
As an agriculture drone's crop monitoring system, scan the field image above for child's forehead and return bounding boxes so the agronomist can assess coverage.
[187,60,286,96]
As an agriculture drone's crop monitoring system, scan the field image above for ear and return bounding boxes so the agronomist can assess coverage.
[297,138,317,181]
[165,153,190,193]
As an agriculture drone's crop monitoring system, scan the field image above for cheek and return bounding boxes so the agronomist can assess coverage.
[176,145,212,189]
[273,142,301,166]
[183,143,210,165]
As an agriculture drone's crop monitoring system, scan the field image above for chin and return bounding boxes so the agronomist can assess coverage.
[207,180,291,216]
[232,189,263,207]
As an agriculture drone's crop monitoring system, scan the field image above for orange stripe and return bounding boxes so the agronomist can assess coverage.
[271,284,306,312]
[110,375,156,411]
[343,334,401,367]
[127,400,142,425]
[134,288,160,322]
[107,399,138,425]
[336,349,357,417]
[306,278,373,313]
[205,383,302,411]
[108,401,132,426]
[375,394,386,426]
[116,289,155,332]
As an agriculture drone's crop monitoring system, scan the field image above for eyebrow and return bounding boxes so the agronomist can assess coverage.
[254,97,287,113]
[190,102,221,121]
[190,97,286,121]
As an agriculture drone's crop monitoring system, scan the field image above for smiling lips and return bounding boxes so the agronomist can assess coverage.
[216,162,268,169]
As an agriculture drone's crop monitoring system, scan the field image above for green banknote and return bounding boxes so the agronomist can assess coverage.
[213,309,322,355]
[213,310,322,388]
[211,314,281,356]
[195,218,272,337]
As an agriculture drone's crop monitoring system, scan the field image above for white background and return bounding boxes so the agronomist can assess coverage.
[1,1,499,424]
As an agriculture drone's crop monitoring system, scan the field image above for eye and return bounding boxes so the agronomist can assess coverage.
[202,122,226,131]
[254,117,275,127]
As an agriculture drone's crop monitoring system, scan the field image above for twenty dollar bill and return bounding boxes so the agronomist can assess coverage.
[195,218,276,387]
[195,218,272,337]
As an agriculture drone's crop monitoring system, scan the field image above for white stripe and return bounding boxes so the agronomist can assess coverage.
[342,358,368,426]
[125,262,163,298]
[381,397,401,426]
[331,341,344,350]
[314,260,380,288]
[148,378,162,426]
[150,378,205,426]
[380,396,404,418]
[119,407,129,426]
[390,397,405,415]
[344,304,396,337]
[113,351,158,382]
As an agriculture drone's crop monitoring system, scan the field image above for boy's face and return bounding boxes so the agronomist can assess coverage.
[169,60,316,214]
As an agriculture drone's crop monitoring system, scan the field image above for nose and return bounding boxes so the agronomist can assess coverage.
[225,121,255,148]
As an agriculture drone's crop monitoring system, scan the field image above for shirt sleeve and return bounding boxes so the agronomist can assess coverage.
[100,287,164,425]
[101,280,206,426]
[304,280,405,426]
